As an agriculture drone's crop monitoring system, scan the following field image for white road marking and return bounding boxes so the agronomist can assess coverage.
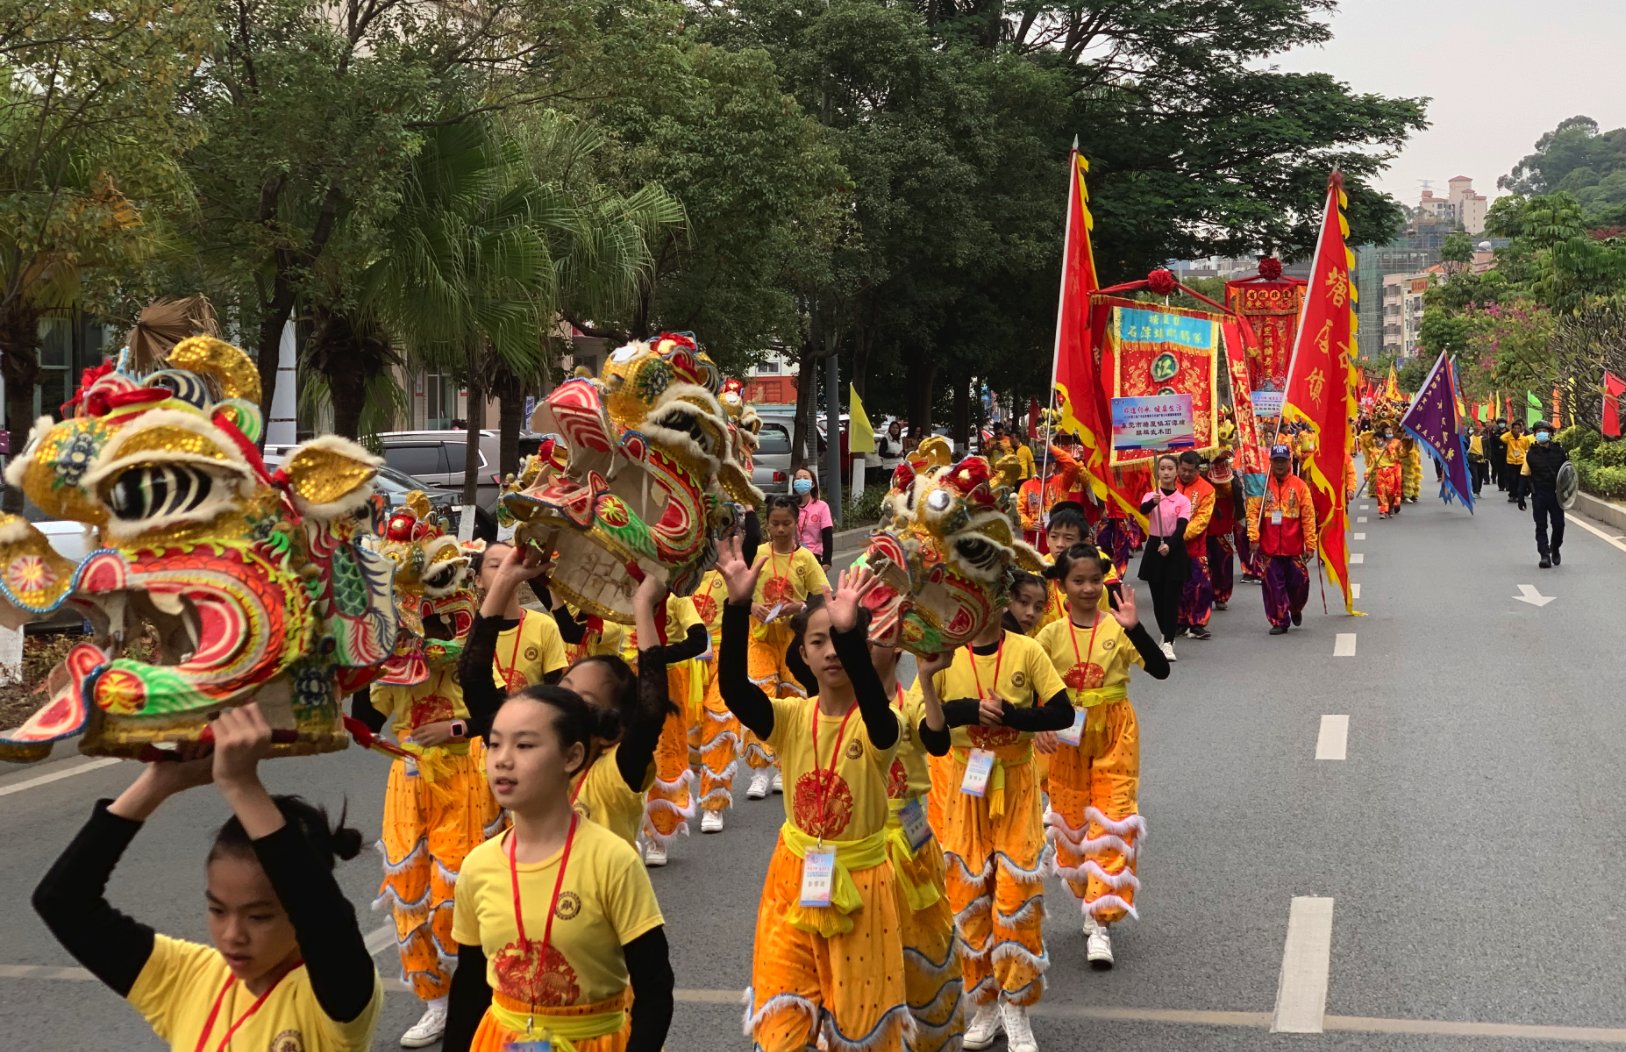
[1357,516,1368,523]
[1513,584,1555,608]
[365,924,395,956]
[1350,553,1364,564]
[1353,532,1366,540]
[1351,583,1361,600]
[1359,504,1370,511]
[0,757,119,798]
[1315,715,1349,760]
[1334,633,1357,657]
[1568,513,1626,555]
[1272,896,1335,1033]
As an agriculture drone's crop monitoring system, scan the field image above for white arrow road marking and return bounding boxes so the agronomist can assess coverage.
[1273,897,1335,1033]
[1334,633,1357,657]
[1315,715,1349,760]
[1513,584,1555,607]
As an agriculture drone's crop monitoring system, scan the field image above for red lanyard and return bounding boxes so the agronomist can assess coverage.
[1067,613,1104,674]
[508,815,579,958]
[892,684,905,712]
[809,699,858,832]
[965,636,1005,700]
[769,549,787,592]
[193,960,298,1052]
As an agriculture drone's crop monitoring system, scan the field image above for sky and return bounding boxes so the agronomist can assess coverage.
[1269,0,1626,206]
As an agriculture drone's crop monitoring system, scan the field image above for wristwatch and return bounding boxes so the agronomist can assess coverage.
[450,719,467,740]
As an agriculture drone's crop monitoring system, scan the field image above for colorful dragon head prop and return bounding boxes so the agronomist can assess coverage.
[0,337,398,762]
[854,437,1043,656]
[500,335,762,622]
[374,492,480,687]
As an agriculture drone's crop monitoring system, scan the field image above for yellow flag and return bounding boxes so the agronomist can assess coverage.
[848,383,876,454]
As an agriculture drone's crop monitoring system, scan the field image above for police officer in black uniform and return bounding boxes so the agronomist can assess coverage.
[1522,419,1569,568]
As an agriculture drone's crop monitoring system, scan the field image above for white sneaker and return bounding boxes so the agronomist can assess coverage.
[747,771,770,799]
[962,1001,1002,1050]
[701,809,724,834]
[400,1002,447,1048]
[1084,913,1115,969]
[771,770,784,793]
[1001,1001,1039,1052]
[643,840,667,867]
[1160,640,1177,662]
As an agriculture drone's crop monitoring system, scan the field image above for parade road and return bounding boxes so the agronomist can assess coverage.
[5,486,1626,1051]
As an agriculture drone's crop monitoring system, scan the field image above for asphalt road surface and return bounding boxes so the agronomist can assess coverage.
[6,486,1626,1050]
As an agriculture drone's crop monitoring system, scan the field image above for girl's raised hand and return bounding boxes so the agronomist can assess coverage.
[828,566,880,634]
[1111,582,1140,630]
[717,533,763,605]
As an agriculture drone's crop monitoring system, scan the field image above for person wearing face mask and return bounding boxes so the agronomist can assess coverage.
[793,468,835,569]
[1370,421,1405,519]
[1502,420,1533,510]
[1522,420,1569,568]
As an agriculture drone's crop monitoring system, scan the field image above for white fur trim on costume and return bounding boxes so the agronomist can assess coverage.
[994,849,1049,886]
[432,857,462,888]
[946,851,994,885]
[953,892,993,929]
[1081,859,1141,892]
[995,893,1046,928]
[483,811,508,838]
[375,835,427,872]
[818,1001,918,1052]
[372,882,433,916]
[640,815,691,845]
[962,974,999,1007]
[1084,806,1146,841]
[1085,893,1141,921]
[644,793,697,822]
[697,786,735,808]
[903,942,960,980]
[742,987,819,1040]
[3,417,55,488]
[990,938,1051,976]
[701,758,740,785]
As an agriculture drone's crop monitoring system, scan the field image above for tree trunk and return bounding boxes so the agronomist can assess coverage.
[254,280,298,424]
[791,341,818,472]
[951,371,970,452]
[906,355,937,440]
[462,360,486,507]
[0,305,42,513]
[495,366,523,479]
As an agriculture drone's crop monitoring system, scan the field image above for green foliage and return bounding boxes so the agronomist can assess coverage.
[1557,424,1598,457]
[844,484,886,525]
[1397,355,1432,393]
[1500,116,1626,227]
[1576,461,1626,500]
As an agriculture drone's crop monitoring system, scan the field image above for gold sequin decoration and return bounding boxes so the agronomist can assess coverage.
[166,336,262,405]
[283,444,377,508]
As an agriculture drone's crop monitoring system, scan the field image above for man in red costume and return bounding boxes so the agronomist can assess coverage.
[1174,451,1215,639]
[1204,450,1243,610]
[1246,445,1318,635]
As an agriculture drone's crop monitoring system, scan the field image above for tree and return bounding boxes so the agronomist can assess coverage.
[0,0,211,507]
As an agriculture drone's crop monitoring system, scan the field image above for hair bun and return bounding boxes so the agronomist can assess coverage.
[330,823,365,862]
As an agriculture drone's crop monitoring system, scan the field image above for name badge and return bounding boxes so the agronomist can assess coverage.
[1056,707,1086,747]
[506,1041,551,1052]
[800,848,837,907]
[1270,509,1283,525]
[898,798,932,851]
[961,748,995,797]
[403,757,419,778]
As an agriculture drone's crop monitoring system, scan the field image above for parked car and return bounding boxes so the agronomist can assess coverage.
[752,412,825,496]
[260,453,492,540]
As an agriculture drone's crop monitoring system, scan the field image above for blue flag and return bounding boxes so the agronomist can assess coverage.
[1401,351,1474,512]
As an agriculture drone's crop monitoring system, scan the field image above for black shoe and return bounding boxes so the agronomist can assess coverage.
[1519,502,1527,511]
[1552,550,1562,566]
[1539,555,1552,568]
[1189,626,1212,639]
[1269,625,1288,635]
[1291,611,1303,626]
[1214,600,1227,611]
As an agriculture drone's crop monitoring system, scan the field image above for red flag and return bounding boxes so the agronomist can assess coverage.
[1027,397,1041,439]
[1280,173,1361,615]
[1049,146,1140,523]
[1605,370,1626,438]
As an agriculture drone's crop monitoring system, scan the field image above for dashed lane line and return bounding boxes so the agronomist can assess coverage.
[1334,633,1357,657]
[1272,896,1335,1033]
[1350,553,1365,564]
[1351,583,1361,600]
[1357,516,1368,523]
[1315,715,1349,761]
[1353,532,1366,540]
[0,757,119,798]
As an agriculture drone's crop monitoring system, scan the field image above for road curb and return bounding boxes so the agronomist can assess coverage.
[1575,491,1626,534]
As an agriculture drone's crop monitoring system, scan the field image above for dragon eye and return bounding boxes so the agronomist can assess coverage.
[953,536,1000,572]
[926,489,952,512]
[108,465,216,522]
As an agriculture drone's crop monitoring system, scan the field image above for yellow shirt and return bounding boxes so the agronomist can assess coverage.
[1032,612,1143,705]
[888,686,931,800]
[452,820,664,1009]
[926,630,1067,758]
[752,547,829,639]
[494,609,568,693]
[570,744,652,849]
[564,607,629,663]
[622,595,705,658]
[370,666,468,737]
[1017,443,1037,480]
[1502,432,1533,465]
[1468,434,1484,457]
[691,569,728,647]
[128,934,382,1052]
[766,694,901,842]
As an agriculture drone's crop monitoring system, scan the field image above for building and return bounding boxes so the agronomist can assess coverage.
[1447,176,1488,235]
[1356,242,1436,360]
[742,348,798,407]
[1380,267,1441,359]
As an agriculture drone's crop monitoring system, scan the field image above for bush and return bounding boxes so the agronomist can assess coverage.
[1577,461,1626,500]
[843,484,887,527]
[1589,438,1626,468]
[1558,424,1599,457]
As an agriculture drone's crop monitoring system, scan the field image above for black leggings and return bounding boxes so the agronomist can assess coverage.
[1149,577,1183,643]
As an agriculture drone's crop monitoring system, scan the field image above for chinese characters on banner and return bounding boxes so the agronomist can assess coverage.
[1224,280,1305,396]
[1101,301,1220,467]
[1110,394,1196,451]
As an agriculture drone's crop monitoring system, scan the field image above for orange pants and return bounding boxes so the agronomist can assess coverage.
[1375,463,1403,514]
[889,808,963,1051]
[693,656,740,811]
[744,623,803,770]
[468,990,629,1051]
[746,834,911,1051]
[376,743,502,1000]
[1046,699,1143,925]
[938,750,1048,1007]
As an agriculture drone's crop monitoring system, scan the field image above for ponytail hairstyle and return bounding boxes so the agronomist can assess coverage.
[504,684,620,779]
[562,654,676,737]
[210,796,363,871]
[1045,543,1113,582]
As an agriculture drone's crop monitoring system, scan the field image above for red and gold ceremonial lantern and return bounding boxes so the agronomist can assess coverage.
[0,337,398,761]
[501,334,762,621]
[374,493,480,686]
[854,438,1042,656]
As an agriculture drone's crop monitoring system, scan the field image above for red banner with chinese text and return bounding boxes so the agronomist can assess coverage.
[1097,297,1221,468]
[1225,279,1305,393]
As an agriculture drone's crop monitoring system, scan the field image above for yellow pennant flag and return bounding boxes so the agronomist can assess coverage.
[848,383,876,454]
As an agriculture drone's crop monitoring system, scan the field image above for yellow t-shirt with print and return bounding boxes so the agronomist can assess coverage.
[765,694,901,842]
[1032,612,1144,707]
[127,934,382,1052]
[926,630,1068,759]
[1037,550,1118,632]
[564,606,629,663]
[888,686,931,801]
[751,547,829,640]
[570,744,653,849]
[493,609,568,693]
[690,569,728,647]
[622,595,705,659]
[370,666,469,738]
[452,820,664,1009]
[1502,432,1533,465]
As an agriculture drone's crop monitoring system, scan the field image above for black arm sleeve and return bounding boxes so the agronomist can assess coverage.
[1138,498,1156,515]
[656,623,708,665]
[831,622,898,749]
[1000,689,1075,732]
[253,822,377,1023]
[719,602,774,739]
[459,613,521,739]
[624,927,675,1052]
[1128,622,1171,679]
[615,650,671,792]
[918,698,981,756]
[348,689,385,734]
[31,801,154,998]
[819,525,835,564]
[552,605,586,645]
[741,509,762,567]
[442,943,490,1052]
